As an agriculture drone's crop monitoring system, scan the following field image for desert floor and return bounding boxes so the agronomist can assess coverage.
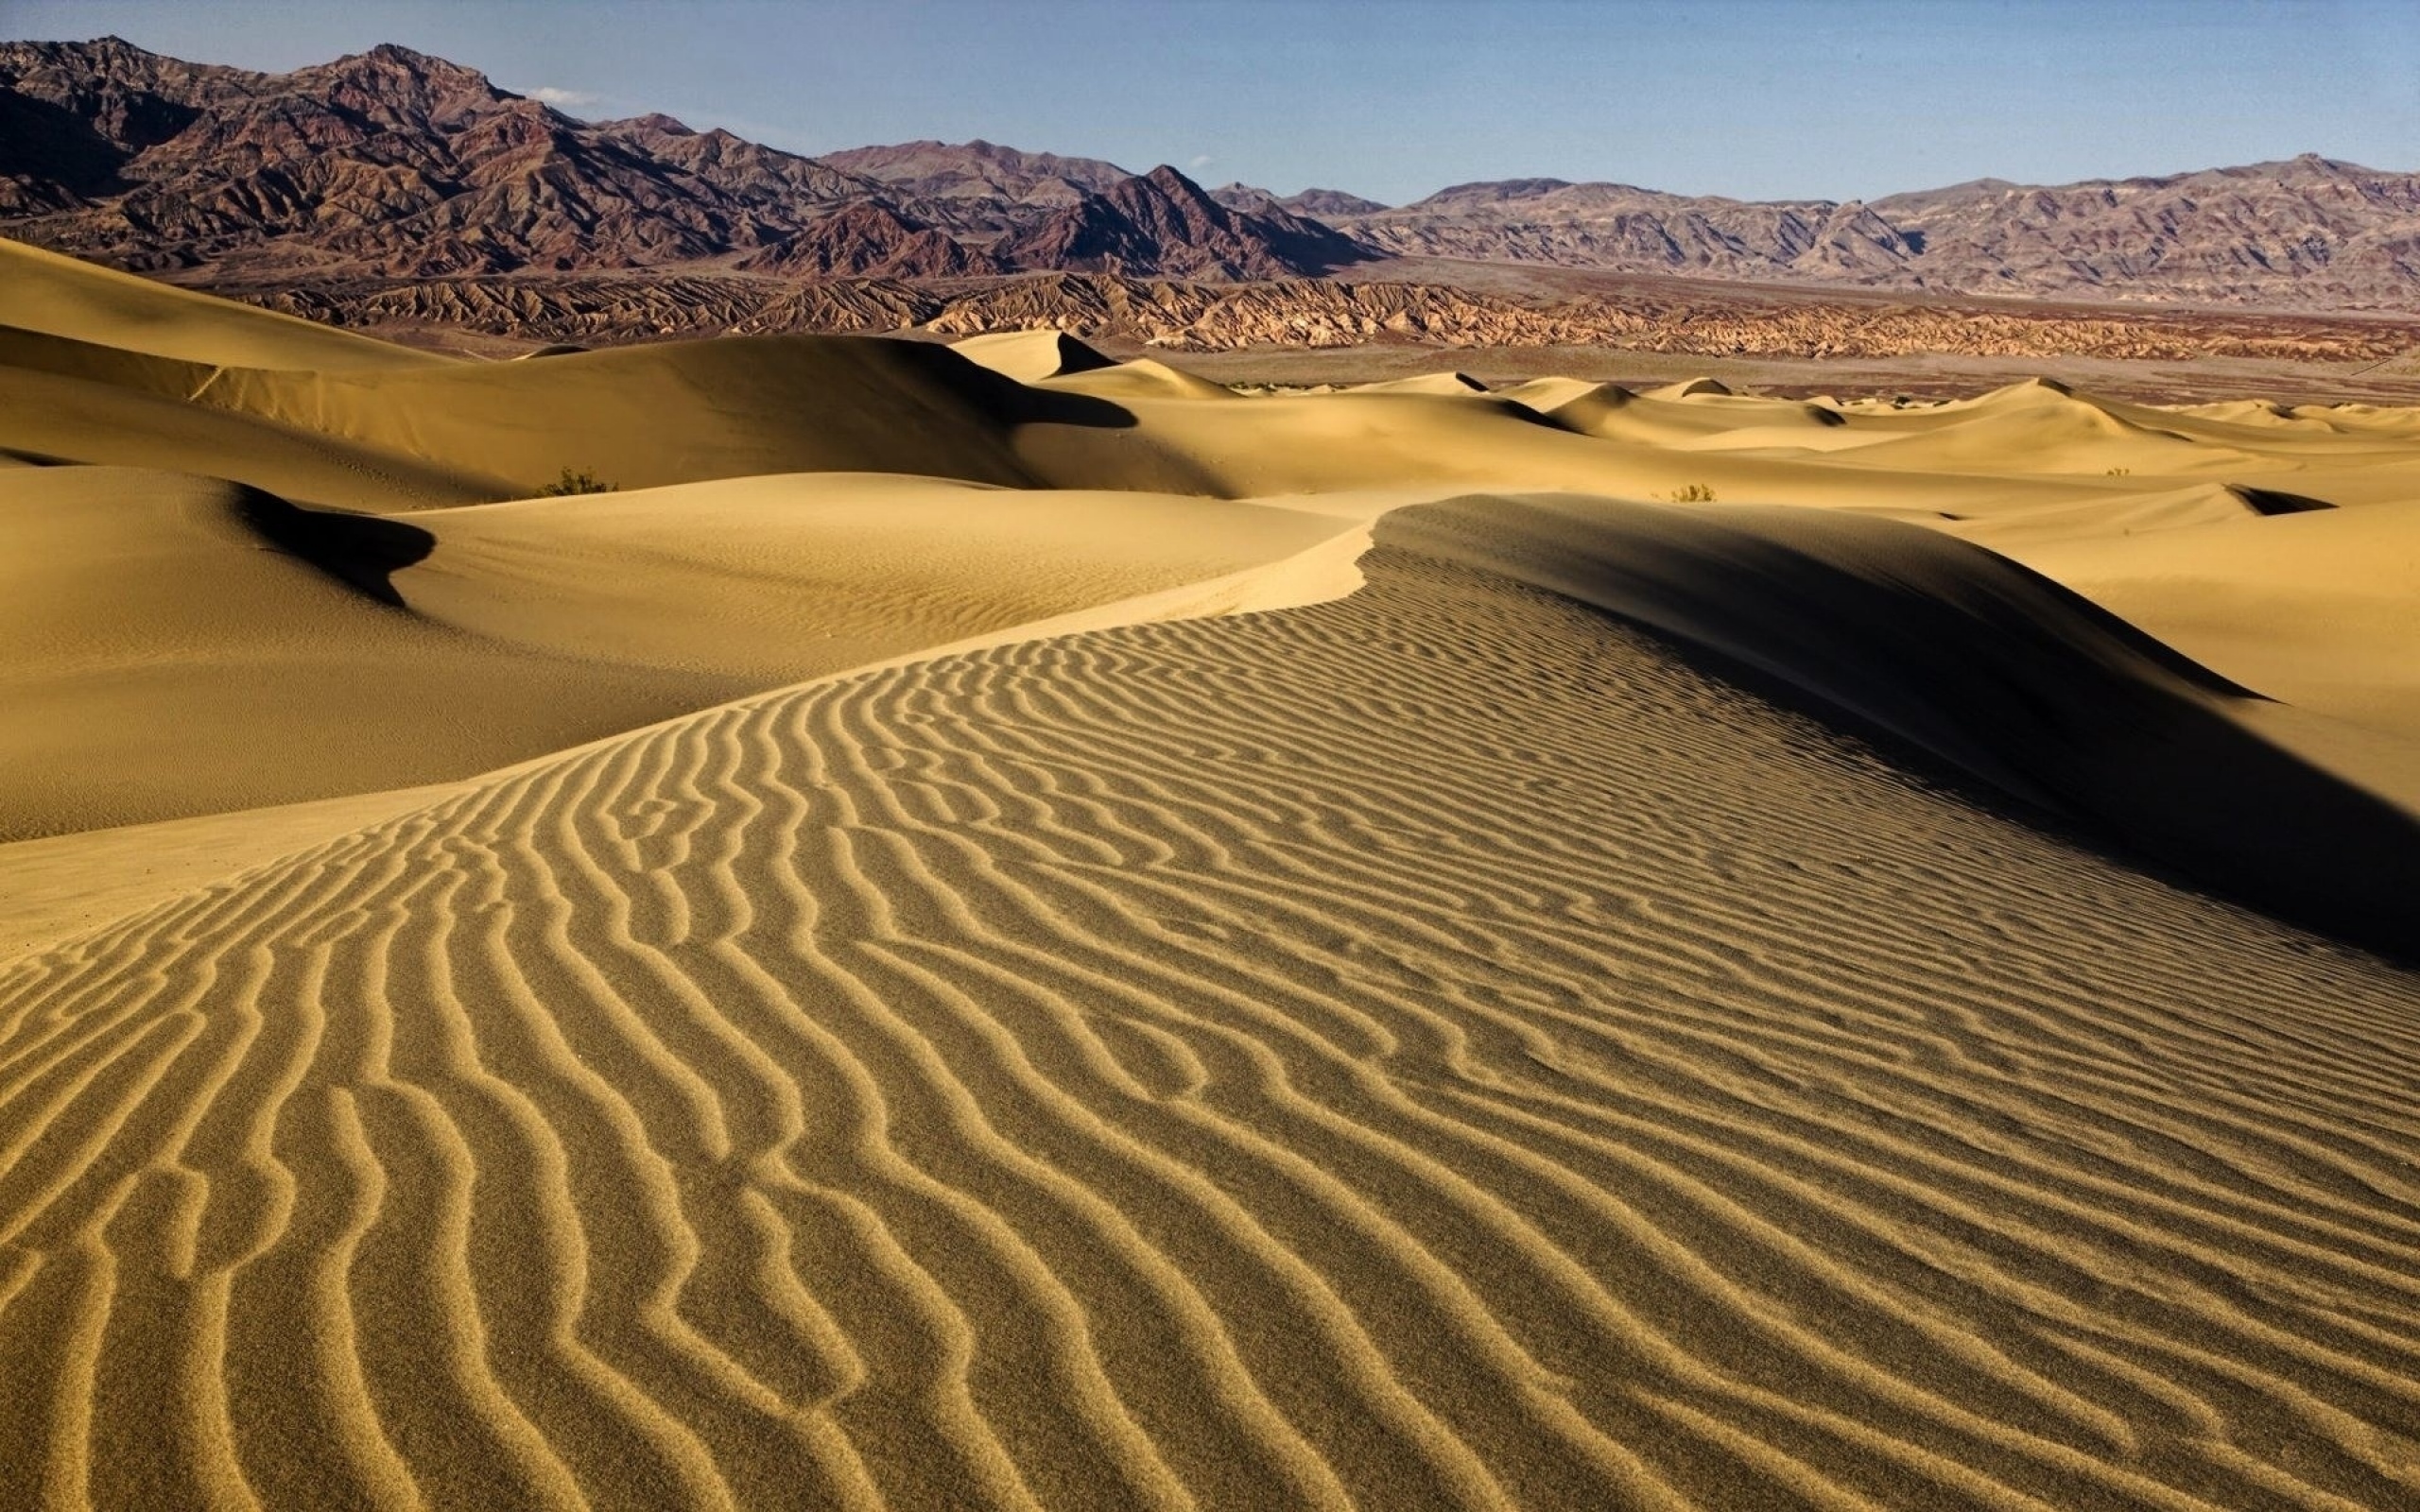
[3,236,2417,1509]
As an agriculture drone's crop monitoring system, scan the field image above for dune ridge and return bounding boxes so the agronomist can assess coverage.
[1384,494,2420,954]
[0,464,1378,839]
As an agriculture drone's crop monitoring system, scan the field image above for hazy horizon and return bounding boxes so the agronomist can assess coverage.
[8,0,2417,206]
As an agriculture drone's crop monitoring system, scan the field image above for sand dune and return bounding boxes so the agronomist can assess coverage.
[2016,498,2420,756]
[4,259,2419,1508]
[0,341,510,509]
[0,238,446,373]
[391,472,1357,679]
[3,520,2416,1509]
[1388,493,2419,952]
[0,466,1364,837]
[0,783,467,965]
[191,336,1115,499]
[950,329,1115,384]
[0,466,717,837]
[1041,358,1239,402]
[1511,379,1868,452]
[1345,370,1492,396]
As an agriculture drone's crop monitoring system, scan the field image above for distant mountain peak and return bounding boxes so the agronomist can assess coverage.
[315,41,496,88]
[818,138,1135,201]
[359,41,448,66]
[1294,188,1388,215]
[997,162,1377,279]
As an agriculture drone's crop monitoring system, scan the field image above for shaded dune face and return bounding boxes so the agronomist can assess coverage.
[4,548,2416,1510]
[1387,495,2420,958]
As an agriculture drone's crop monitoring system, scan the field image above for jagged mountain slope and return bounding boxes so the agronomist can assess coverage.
[817,137,1135,224]
[230,265,2420,369]
[735,202,1004,279]
[1337,155,2420,306]
[0,41,1373,282]
[1210,184,1392,218]
[996,164,1378,279]
[0,37,893,276]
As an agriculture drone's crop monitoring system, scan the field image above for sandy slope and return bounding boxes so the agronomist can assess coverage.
[0,239,448,374]
[1388,494,2420,950]
[2015,499,2420,741]
[0,784,467,965]
[0,334,507,510]
[0,466,1367,838]
[5,250,2420,1509]
[3,523,2416,1510]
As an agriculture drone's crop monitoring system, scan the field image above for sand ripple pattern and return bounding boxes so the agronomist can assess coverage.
[3,548,2418,1510]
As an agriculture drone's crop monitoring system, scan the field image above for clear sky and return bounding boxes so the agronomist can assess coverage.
[9,0,2416,205]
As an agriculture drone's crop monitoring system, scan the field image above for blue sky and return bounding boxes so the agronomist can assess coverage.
[10,1,2416,205]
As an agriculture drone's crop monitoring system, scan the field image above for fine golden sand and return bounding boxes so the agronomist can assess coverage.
[2,237,2416,1509]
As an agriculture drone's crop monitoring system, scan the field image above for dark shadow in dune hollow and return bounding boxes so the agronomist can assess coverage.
[234,488,433,608]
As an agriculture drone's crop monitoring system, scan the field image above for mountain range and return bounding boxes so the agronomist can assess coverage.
[1327,160,2420,307]
[6,36,2420,307]
[0,38,1375,282]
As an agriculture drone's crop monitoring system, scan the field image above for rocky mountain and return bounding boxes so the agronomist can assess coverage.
[1212,182,1393,219]
[1281,187,1392,219]
[815,138,1132,228]
[1337,157,2420,306]
[1207,181,1280,215]
[0,37,890,275]
[995,163,1377,279]
[0,39,1372,281]
[6,37,2419,307]
[1863,156,2420,304]
[734,201,1002,279]
[1340,179,1923,283]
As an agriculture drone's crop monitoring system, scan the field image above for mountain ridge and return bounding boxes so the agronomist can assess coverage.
[997,163,1375,279]
[0,37,1369,281]
[1327,152,2420,304]
[6,37,2420,306]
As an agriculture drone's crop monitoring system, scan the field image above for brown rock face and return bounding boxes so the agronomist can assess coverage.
[995,164,1379,279]
[1211,183,1394,220]
[735,203,1001,279]
[815,138,1135,226]
[0,37,888,275]
[1864,156,2420,304]
[1341,179,1924,284]
[0,44,1383,284]
[1278,187,1392,219]
[1334,158,2420,308]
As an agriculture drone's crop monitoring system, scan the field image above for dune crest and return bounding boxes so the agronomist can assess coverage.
[1385,494,2419,953]
[950,329,1116,383]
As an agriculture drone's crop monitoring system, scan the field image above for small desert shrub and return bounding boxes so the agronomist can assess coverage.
[2104,466,2132,476]
[537,467,616,496]
[1664,482,1718,503]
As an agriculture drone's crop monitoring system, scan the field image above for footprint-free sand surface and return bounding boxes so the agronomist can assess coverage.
[3,239,2417,1508]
